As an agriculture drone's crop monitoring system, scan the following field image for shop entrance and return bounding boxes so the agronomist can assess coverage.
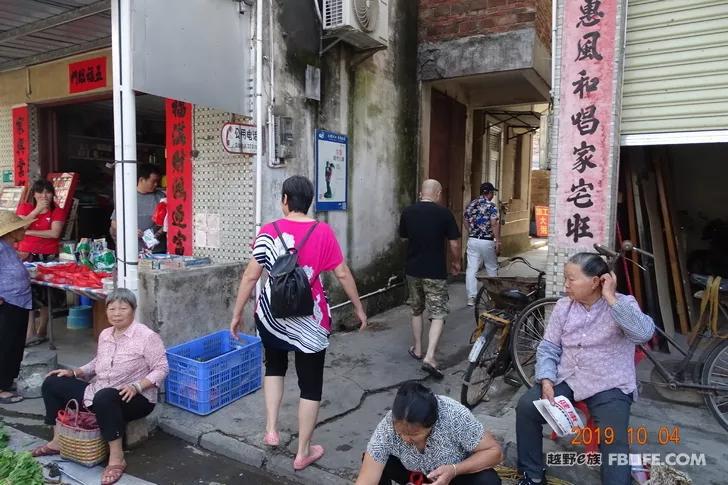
[29,94,166,364]
[37,94,166,244]
[618,143,728,344]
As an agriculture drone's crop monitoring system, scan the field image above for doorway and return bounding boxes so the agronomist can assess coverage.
[428,89,466,229]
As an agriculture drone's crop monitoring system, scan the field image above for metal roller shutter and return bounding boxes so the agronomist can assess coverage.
[620,0,728,144]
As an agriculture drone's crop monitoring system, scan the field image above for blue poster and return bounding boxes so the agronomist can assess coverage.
[315,129,348,211]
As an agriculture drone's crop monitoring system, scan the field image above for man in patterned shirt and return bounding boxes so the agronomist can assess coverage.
[464,182,501,306]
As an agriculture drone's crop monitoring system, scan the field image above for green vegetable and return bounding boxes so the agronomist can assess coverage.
[0,423,8,449]
[0,451,43,485]
[0,425,44,485]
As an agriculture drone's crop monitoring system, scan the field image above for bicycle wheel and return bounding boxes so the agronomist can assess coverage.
[510,297,559,388]
[701,340,728,433]
[461,325,500,409]
[474,285,493,323]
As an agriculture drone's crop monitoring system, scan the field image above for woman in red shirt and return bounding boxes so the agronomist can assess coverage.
[16,179,65,345]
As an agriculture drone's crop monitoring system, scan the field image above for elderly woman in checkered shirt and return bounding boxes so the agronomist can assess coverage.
[356,381,503,485]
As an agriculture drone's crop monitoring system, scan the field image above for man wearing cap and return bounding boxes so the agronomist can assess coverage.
[464,182,501,306]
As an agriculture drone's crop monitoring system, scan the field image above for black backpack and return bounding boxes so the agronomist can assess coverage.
[268,221,319,319]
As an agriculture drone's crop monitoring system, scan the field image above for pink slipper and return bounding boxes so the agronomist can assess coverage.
[263,431,280,446]
[293,445,325,471]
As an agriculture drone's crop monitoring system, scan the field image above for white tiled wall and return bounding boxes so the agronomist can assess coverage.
[191,106,256,263]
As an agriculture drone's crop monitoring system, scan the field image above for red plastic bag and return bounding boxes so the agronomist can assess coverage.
[152,199,167,226]
[57,399,99,430]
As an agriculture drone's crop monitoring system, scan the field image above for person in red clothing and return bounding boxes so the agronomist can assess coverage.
[16,179,65,345]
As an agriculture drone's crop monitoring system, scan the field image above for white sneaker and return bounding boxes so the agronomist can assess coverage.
[467,297,475,306]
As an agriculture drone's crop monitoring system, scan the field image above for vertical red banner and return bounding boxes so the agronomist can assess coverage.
[12,106,29,186]
[165,99,193,255]
[555,0,619,248]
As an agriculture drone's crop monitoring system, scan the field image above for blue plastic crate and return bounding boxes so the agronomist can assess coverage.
[165,330,262,415]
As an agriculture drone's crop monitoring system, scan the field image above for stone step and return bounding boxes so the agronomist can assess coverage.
[18,349,58,398]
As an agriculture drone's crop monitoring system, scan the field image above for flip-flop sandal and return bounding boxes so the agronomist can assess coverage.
[31,444,60,457]
[25,336,48,348]
[263,431,280,447]
[293,445,325,471]
[101,462,127,485]
[421,362,444,379]
[0,392,24,404]
[408,347,423,360]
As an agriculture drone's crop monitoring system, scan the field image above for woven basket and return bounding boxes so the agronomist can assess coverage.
[56,399,108,467]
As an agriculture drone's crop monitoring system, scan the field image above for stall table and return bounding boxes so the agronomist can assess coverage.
[30,278,109,350]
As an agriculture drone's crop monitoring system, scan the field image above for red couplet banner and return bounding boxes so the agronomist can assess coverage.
[165,99,193,256]
[12,106,29,186]
[68,57,107,93]
[555,0,619,248]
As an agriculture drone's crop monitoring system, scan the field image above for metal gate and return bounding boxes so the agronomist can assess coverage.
[620,0,728,145]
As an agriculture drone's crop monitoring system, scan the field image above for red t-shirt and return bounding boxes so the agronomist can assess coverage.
[16,202,65,255]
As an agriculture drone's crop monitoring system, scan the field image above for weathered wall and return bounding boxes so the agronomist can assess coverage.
[418,0,540,42]
[138,263,249,347]
[535,0,552,51]
[530,169,550,207]
[255,0,418,328]
[499,130,532,254]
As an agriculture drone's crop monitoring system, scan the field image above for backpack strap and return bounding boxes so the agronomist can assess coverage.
[295,222,319,252]
[271,221,289,252]
[271,221,319,253]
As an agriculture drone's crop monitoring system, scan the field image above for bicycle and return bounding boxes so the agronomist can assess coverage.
[516,240,728,432]
[461,257,559,408]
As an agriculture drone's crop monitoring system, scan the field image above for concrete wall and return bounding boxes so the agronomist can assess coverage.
[499,130,532,254]
[255,0,419,328]
[138,263,248,347]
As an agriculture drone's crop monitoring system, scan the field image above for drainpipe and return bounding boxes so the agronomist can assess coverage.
[111,0,139,294]
[550,0,557,95]
[254,0,264,296]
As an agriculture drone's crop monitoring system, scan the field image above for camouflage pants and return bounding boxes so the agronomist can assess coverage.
[406,276,449,320]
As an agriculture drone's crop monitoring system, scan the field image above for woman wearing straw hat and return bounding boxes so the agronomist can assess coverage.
[0,211,34,404]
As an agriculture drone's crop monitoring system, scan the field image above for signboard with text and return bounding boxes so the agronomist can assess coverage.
[69,57,107,93]
[315,130,348,211]
[221,122,257,155]
[555,0,619,248]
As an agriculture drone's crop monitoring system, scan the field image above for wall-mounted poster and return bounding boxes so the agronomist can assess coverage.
[315,129,348,212]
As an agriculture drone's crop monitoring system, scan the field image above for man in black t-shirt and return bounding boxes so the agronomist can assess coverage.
[399,179,461,379]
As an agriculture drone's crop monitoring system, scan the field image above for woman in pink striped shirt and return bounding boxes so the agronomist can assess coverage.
[32,288,169,485]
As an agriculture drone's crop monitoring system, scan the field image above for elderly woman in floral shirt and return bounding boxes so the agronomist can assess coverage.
[515,253,655,485]
[33,288,168,485]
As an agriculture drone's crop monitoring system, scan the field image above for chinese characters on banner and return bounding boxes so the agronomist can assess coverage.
[12,106,29,186]
[556,0,617,247]
[68,57,107,93]
[165,99,193,255]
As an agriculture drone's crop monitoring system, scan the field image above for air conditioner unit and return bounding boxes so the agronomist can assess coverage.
[323,0,389,50]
